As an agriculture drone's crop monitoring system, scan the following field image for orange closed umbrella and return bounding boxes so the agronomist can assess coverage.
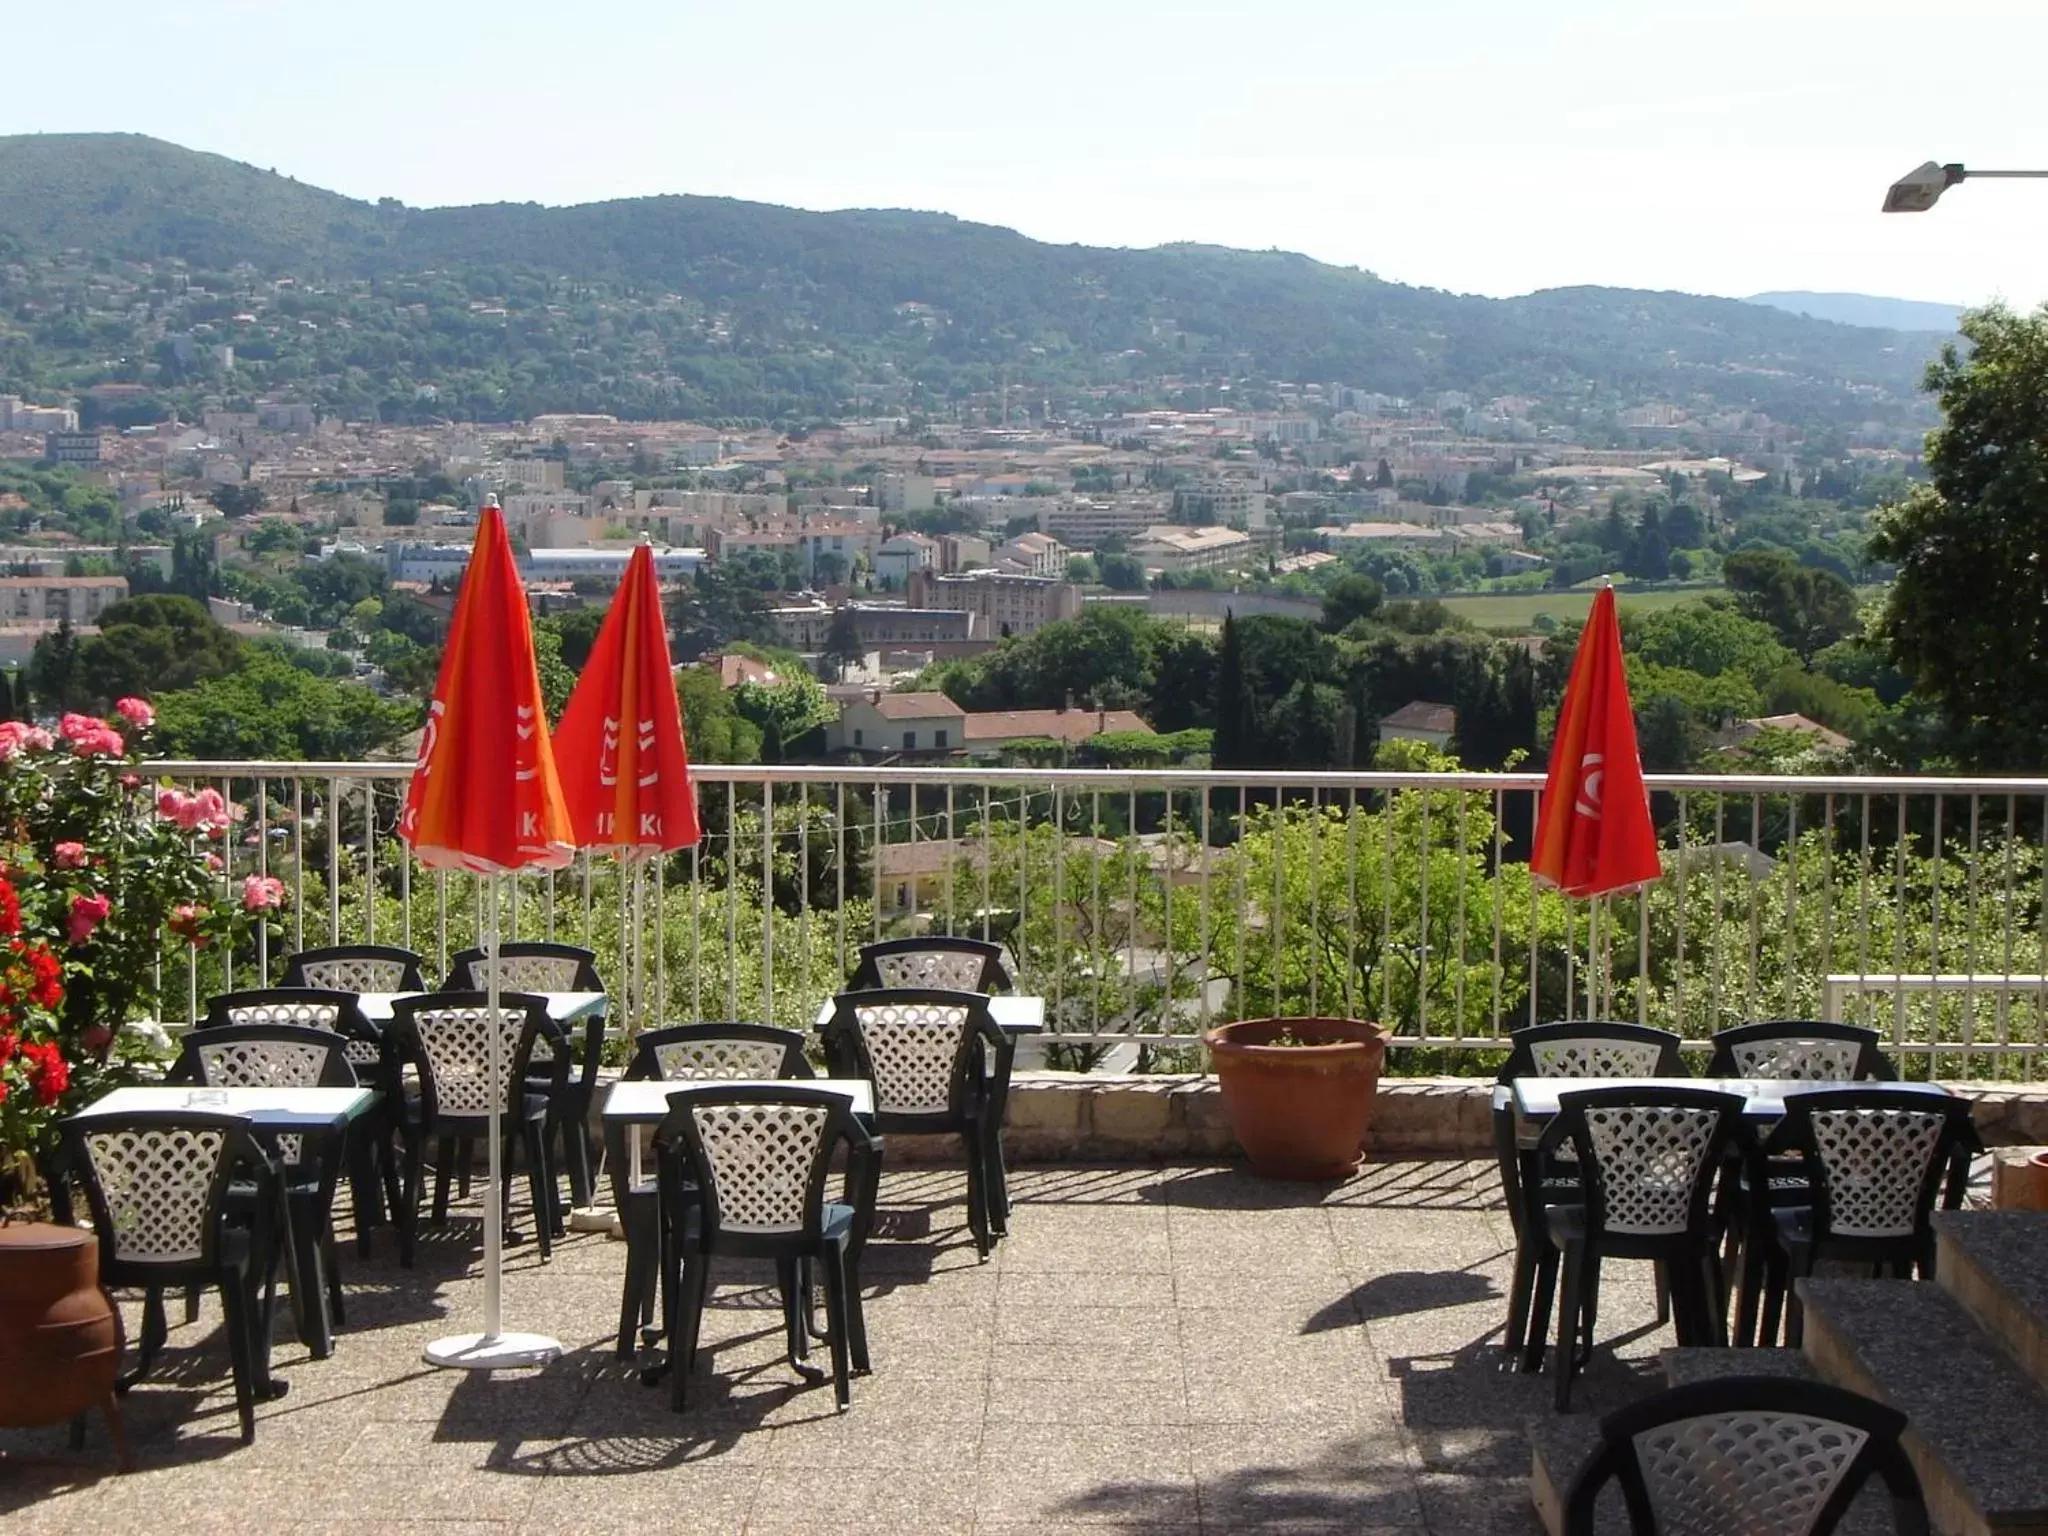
[1531,585,1661,900]
[401,503,575,873]
[398,498,572,1372]
[553,541,701,857]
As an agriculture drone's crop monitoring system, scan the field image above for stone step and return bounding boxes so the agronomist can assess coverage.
[1526,1411,1615,1536]
[1800,1276,2048,1536]
[1936,1210,2048,1397]
[1662,1345,1814,1386]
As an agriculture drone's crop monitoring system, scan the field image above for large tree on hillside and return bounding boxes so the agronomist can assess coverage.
[1870,304,2048,767]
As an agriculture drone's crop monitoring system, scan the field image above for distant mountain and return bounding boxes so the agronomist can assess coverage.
[1745,291,1964,333]
[0,133,1947,428]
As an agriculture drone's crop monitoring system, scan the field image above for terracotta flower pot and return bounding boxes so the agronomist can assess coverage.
[1204,1017,1392,1180]
[0,1223,125,1452]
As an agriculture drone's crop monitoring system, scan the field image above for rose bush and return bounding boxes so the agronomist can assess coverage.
[0,700,286,1194]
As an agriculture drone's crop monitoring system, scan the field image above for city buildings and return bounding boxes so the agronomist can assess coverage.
[1129,524,1255,574]
[0,574,129,625]
[907,568,1083,638]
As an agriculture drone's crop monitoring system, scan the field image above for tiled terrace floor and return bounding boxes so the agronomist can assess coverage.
[0,1160,1674,1534]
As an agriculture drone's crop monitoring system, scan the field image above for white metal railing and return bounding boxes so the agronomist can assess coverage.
[145,762,2048,1076]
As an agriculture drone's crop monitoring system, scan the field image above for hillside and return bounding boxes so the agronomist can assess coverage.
[1745,290,1964,333]
[0,133,1944,429]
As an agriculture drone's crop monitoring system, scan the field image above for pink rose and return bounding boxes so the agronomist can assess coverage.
[157,787,192,823]
[70,725,124,757]
[58,713,107,743]
[0,722,50,758]
[203,852,224,874]
[119,773,141,790]
[241,874,287,913]
[66,891,112,947]
[53,842,88,869]
[114,697,155,729]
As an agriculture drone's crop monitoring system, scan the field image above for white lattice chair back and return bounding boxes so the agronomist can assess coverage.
[226,997,379,1071]
[194,1036,335,1163]
[465,954,586,992]
[851,999,971,1115]
[1732,1039,1866,1081]
[411,1005,530,1116]
[300,956,411,993]
[83,1123,231,1265]
[1530,1038,1666,1078]
[873,949,988,991]
[690,1101,831,1234]
[1808,1105,1949,1239]
[1582,1102,1724,1236]
[654,1038,789,1081]
[1632,1408,1870,1536]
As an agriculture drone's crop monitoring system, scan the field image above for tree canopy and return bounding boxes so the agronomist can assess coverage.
[1871,303,2048,766]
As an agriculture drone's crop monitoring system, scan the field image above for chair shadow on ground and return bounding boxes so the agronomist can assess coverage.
[449,1300,854,1476]
[1303,1266,1505,1333]
[1053,1433,1434,1529]
[1142,1159,1500,1212]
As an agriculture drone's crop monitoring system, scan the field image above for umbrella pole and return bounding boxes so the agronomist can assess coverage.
[484,870,503,1339]
[423,871,564,1372]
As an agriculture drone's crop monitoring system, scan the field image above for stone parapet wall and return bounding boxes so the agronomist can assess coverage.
[591,1071,2048,1165]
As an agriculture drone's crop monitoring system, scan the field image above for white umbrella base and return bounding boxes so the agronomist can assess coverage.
[422,1331,564,1371]
[565,1205,615,1234]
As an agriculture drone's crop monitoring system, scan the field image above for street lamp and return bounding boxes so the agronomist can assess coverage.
[1884,160,2048,213]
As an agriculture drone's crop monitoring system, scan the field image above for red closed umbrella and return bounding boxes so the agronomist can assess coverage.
[398,499,572,1371]
[552,541,701,857]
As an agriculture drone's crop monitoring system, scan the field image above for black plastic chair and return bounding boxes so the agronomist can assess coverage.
[653,1083,881,1412]
[443,943,607,1208]
[385,991,568,1264]
[62,1110,285,1443]
[1755,1087,1980,1348]
[1705,1020,1896,1082]
[849,937,1012,993]
[202,988,396,1256]
[611,1024,814,1357]
[172,1023,358,1357]
[1563,1374,1928,1534]
[1493,1021,1688,1358]
[1705,1019,1895,1345]
[279,944,427,994]
[1524,1085,1746,1409]
[822,987,1011,1260]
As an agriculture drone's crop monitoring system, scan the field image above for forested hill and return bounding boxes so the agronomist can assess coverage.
[0,133,1944,427]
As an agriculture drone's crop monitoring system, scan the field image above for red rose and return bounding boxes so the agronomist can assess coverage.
[22,1040,68,1106]
[0,878,19,937]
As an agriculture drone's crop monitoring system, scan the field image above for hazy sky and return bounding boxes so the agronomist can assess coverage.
[7,0,2047,307]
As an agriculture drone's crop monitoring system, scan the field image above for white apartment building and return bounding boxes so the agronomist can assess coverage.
[0,396,78,433]
[0,575,129,625]
[1129,524,1254,574]
[907,568,1083,639]
[1034,498,1158,550]
[496,457,568,492]
[993,531,1067,579]
[1173,483,1268,524]
[875,473,937,513]
[874,532,939,588]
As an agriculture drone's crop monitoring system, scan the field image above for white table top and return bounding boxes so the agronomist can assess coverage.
[815,993,1044,1035]
[73,1085,373,1127]
[1509,1076,1952,1120]
[604,1077,874,1122]
[356,990,608,1025]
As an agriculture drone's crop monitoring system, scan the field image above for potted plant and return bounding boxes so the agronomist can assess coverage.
[0,701,284,1207]
[1203,1017,1392,1180]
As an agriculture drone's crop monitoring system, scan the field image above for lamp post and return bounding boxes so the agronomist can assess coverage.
[1884,161,2048,213]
